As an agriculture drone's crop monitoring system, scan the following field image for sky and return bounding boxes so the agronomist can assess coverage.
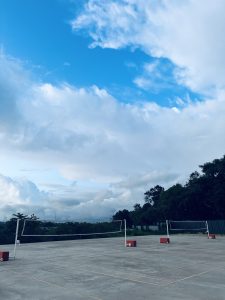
[0,0,225,221]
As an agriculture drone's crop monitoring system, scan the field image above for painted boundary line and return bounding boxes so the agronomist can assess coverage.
[166,270,211,285]
[44,261,162,286]
[165,266,225,286]
[3,269,103,300]
[87,269,161,286]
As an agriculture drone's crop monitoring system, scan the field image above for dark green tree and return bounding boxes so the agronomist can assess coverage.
[144,185,164,207]
[12,212,28,220]
[133,203,141,211]
[113,209,133,227]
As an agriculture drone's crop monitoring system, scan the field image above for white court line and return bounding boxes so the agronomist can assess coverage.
[42,248,213,282]
[77,253,225,288]
[14,240,225,289]
[42,256,225,289]
[165,269,216,286]
[35,247,163,262]
[46,255,161,284]
[86,269,161,286]
[4,269,103,300]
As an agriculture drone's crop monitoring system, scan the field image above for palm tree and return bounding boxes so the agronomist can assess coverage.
[12,213,28,220]
[29,214,39,220]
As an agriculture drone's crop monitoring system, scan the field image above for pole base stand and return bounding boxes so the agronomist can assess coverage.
[160,237,170,244]
[126,240,137,247]
[208,234,216,239]
[0,251,9,261]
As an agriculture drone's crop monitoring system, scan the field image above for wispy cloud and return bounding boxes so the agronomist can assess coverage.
[72,0,225,95]
[133,59,178,93]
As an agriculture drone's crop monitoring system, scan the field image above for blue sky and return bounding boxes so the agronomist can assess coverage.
[0,0,225,220]
[0,0,201,106]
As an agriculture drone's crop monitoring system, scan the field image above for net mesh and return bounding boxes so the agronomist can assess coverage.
[21,219,123,238]
[168,220,207,232]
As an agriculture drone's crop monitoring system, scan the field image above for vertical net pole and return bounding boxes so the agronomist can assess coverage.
[13,218,20,260]
[206,220,210,238]
[166,220,170,238]
[124,219,127,247]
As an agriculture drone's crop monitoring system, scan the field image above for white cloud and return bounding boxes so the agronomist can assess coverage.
[1,1,225,220]
[72,0,225,94]
[0,173,142,221]
[0,52,30,131]
[0,174,49,219]
[133,59,176,92]
[1,50,225,220]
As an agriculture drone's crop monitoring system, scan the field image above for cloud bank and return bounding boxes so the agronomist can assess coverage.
[2,0,225,220]
[1,49,225,220]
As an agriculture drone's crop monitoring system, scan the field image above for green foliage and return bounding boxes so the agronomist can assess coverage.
[144,185,164,206]
[113,154,225,225]
[11,212,28,220]
[2,155,225,244]
[0,215,124,245]
[113,209,133,227]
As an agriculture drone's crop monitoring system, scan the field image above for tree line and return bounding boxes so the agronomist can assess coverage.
[0,213,122,245]
[1,155,225,244]
[113,155,225,227]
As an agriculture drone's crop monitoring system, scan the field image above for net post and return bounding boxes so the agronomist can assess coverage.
[13,218,20,260]
[166,220,170,238]
[206,220,210,238]
[124,219,127,247]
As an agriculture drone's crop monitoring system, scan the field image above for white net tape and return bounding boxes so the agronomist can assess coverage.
[21,219,123,237]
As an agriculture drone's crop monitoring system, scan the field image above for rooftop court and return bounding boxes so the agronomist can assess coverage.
[1,234,225,300]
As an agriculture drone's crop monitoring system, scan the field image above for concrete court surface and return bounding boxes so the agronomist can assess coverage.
[0,234,225,300]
